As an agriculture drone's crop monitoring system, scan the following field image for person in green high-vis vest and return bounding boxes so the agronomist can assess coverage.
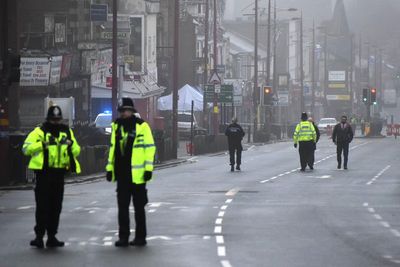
[106,98,156,247]
[23,105,81,249]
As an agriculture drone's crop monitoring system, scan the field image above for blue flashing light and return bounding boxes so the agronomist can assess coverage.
[103,110,111,114]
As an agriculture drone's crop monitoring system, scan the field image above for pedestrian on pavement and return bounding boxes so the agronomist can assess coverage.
[360,117,365,136]
[293,112,317,172]
[23,105,81,249]
[332,115,354,170]
[225,117,245,172]
[106,97,156,247]
[308,117,320,169]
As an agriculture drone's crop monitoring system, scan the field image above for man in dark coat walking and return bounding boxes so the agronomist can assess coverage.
[332,115,354,170]
[225,117,245,172]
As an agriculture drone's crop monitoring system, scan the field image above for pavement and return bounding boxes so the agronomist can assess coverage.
[0,135,399,267]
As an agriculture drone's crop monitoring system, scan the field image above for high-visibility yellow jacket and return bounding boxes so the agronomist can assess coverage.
[106,119,156,184]
[293,121,317,144]
[22,125,81,173]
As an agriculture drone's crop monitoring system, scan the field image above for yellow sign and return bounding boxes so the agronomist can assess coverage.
[213,106,219,114]
[124,55,135,64]
[328,83,346,89]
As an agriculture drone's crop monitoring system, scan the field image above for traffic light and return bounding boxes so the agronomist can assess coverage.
[263,86,273,105]
[362,88,369,103]
[370,88,377,105]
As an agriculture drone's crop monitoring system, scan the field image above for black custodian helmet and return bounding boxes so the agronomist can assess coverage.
[47,105,63,120]
[118,97,136,112]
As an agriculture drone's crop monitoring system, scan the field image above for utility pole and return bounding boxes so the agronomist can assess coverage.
[253,0,259,134]
[272,0,277,97]
[203,0,209,128]
[212,0,219,135]
[299,11,304,112]
[323,29,328,116]
[0,0,8,131]
[111,0,118,120]
[311,20,315,116]
[349,35,354,114]
[172,0,180,158]
[266,0,271,85]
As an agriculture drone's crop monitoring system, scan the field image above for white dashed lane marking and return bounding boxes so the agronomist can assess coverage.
[366,165,391,185]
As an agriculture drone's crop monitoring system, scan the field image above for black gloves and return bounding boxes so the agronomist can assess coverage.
[294,143,297,148]
[106,171,113,182]
[144,171,152,182]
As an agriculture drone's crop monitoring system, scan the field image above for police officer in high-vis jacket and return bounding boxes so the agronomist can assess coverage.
[293,112,317,172]
[23,105,81,249]
[106,98,156,247]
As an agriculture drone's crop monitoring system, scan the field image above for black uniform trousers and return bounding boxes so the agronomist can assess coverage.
[34,170,65,238]
[337,142,349,167]
[117,182,148,240]
[299,141,315,170]
[229,144,242,166]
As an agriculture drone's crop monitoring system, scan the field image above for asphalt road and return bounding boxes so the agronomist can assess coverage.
[0,135,399,267]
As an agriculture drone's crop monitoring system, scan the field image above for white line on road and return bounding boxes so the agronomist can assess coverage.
[368,207,375,213]
[148,209,157,213]
[216,218,223,225]
[89,237,98,241]
[218,246,226,257]
[221,205,228,210]
[225,199,233,204]
[373,214,383,220]
[366,165,391,185]
[247,145,255,151]
[226,188,239,197]
[221,260,233,267]
[390,229,400,237]
[218,211,225,217]
[79,241,87,246]
[363,202,369,207]
[103,241,113,246]
[380,221,391,228]
[214,226,222,234]
[103,236,113,241]
[216,235,224,244]
[17,206,33,210]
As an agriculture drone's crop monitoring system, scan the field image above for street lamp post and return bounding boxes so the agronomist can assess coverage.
[112,0,118,120]
[311,21,315,116]
[299,11,304,112]
[172,0,180,158]
[203,0,209,128]
[253,0,259,135]
[212,0,219,135]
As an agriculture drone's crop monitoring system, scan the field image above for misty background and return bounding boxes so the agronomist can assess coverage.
[224,0,400,49]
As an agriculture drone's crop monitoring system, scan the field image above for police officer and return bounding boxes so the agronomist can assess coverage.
[332,115,353,169]
[308,117,320,169]
[225,117,245,172]
[293,112,317,171]
[106,98,156,247]
[23,105,81,248]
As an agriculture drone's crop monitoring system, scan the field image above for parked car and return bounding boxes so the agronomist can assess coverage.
[177,112,207,138]
[317,117,337,133]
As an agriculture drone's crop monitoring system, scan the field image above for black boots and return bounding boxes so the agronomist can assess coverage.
[30,236,64,248]
[30,237,44,249]
[230,165,234,172]
[46,236,65,248]
[236,165,241,171]
[130,239,147,247]
[115,238,129,247]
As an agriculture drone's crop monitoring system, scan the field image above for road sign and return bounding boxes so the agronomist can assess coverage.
[215,84,221,93]
[204,84,233,103]
[90,4,108,22]
[101,31,129,40]
[208,71,221,84]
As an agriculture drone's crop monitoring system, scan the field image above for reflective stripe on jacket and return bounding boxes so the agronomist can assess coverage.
[22,126,81,173]
[293,121,317,144]
[106,120,156,184]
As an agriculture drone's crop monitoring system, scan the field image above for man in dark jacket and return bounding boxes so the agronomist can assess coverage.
[308,117,320,169]
[225,117,245,172]
[332,115,354,170]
